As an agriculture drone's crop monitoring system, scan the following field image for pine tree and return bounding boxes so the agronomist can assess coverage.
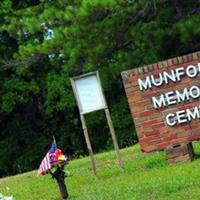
[0,0,200,176]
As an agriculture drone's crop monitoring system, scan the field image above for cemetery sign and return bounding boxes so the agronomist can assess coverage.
[121,52,200,154]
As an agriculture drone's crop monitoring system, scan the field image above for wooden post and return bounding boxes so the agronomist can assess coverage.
[49,166,68,200]
[80,114,98,176]
[55,173,68,200]
[105,108,123,167]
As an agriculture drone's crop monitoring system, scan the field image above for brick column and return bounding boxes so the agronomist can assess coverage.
[165,143,194,165]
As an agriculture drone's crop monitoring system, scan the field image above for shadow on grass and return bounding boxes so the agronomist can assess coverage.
[52,195,77,200]
[68,195,77,200]
[192,141,200,160]
[193,153,200,160]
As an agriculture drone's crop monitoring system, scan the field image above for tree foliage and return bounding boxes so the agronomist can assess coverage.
[0,0,200,176]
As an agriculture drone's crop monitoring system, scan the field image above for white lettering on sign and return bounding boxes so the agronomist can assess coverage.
[152,95,166,109]
[137,63,200,127]
[166,106,200,126]
[138,63,200,90]
[138,76,152,90]
[152,85,200,109]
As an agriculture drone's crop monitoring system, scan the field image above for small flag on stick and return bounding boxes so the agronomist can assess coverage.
[38,137,57,176]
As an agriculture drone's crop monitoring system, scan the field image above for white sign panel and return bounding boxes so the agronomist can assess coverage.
[71,72,107,114]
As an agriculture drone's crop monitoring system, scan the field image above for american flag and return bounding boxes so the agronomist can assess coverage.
[38,138,57,176]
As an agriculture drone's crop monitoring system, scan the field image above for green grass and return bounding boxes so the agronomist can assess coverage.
[1,142,200,200]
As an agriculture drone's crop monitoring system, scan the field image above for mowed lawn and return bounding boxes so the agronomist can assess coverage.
[1,142,200,200]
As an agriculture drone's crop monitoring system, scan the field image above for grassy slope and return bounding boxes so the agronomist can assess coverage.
[1,142,200,200]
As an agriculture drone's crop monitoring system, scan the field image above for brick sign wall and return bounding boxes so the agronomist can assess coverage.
[121,52,200,153]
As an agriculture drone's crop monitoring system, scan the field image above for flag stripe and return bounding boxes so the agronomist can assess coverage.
[38,152,52,175]
[38,139,57,176]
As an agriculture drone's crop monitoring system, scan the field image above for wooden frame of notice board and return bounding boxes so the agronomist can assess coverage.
[70,71,122,176]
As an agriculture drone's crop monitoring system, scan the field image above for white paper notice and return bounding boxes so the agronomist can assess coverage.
[74,75,106,114]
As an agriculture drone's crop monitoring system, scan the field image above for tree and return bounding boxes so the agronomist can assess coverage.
[0,0,200,176]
